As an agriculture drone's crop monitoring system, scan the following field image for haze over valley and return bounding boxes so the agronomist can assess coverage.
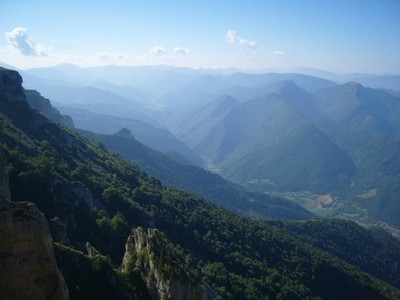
[14,63,400,232]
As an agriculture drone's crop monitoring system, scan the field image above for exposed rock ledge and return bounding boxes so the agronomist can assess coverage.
[0,201,69,300]
[0,148,69,300]
[122,227,221,300]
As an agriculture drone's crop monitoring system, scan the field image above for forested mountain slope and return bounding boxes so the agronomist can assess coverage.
[176,82,355,192]
[172,80,400,229]
[311,83,400,226]
[79,127,313,220]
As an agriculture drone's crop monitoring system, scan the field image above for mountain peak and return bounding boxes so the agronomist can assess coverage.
[115,128,134,138]
[264,79,318,117]
[343,81,366,91]
[280,79,297,86]
[337,82,370,100]
[268,79,306,95]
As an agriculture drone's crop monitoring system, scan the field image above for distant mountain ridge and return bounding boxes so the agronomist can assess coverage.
[176,81,356,192]
[173,79,400,229]
[314,82,400,138]
[57,106,204,165]
[311,83,400,226]
[3,62,399,230]
[24,83,161,127]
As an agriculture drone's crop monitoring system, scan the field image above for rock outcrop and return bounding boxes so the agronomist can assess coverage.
[49,180,94,243]
[122,227,220,300]
[49,216,71,245]
[85,241,100,257]
[0,67,26,102]
[0,143,69,300]
[0,68,81,149]
[52,180,94,214]
[0,201,69,300]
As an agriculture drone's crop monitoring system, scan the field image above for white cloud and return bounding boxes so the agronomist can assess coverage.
[95,51,136,61]
[174,46,190,55]
[150,46,167,55]
[96,52,110,60]
[226,30,256,50]
[226,30,238,44]
[239,39,256,49]
[273,50,286,56]
[4,27,50,56]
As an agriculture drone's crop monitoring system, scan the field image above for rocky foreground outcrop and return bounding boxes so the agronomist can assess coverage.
[0,147,69,300]
[122,227,220,300]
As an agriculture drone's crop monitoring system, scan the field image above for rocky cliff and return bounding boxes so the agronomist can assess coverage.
[0,201,69,300]
[1,67,97,245]
[122,227,220,300]
[0,124,68,299]
[0,67,26,102]
[25,89,74,128]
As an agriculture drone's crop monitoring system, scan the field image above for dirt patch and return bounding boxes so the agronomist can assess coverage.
[317,194,333,206]
[357,188,377,199]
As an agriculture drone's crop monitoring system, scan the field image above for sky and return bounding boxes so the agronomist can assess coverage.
[0,0,399,74]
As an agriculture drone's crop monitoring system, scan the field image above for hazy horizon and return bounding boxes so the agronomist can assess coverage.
[1,0,399,75]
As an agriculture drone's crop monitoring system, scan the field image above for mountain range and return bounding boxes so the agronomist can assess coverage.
[4,62,398,232]
[174,82,356,192]
[1,66,400,299]
[171,79,400,230]
[56,106,203,165]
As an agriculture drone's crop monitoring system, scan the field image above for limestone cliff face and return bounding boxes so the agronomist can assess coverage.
[122,227,220,300]
[0,201,69,300]
[49,180,94,244]
[0,144,69,300]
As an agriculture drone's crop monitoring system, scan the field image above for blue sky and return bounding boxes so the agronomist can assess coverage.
[0,0,399,74]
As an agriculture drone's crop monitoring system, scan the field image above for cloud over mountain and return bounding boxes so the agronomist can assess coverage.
[150,46,167,55]
[5,27,50,56]
[96,52,110,60]
[273,50,286,56]
[174,46,190,55]
[226,30,256,49]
